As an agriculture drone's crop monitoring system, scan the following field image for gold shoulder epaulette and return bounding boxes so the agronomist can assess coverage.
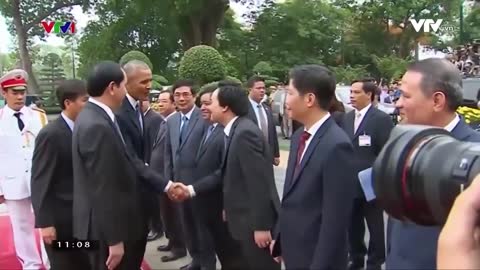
[31,107,46,114]
[32,107,47,127]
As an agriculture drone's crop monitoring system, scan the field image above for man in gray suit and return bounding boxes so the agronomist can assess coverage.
[164,79,208,270]
[170,84,242,270]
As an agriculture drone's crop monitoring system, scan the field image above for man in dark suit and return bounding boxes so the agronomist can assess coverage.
[271,64,356,270]
[208,82,280,270]
[386,58,480,269]
[246,76,280,166]
[141,100,164,242]
[164,79,208,270]
[72,61,146,270]
[170,84,242,270]
[151,90,187,261]
[342,79,393,270]
[31,79,90,270]
[114,60,175,266]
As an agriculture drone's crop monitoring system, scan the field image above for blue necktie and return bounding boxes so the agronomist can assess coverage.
[135,103,143,134]
[203,125,215,145]
[13,112,24,131]
[179,115,189,144]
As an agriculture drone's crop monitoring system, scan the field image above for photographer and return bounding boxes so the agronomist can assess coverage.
[386,58,480,269]
[437,173,480,269]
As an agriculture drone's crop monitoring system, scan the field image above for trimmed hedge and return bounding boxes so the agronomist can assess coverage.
[178,45,227,85]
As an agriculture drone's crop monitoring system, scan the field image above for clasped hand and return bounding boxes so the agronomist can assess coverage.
[167,182,190,202]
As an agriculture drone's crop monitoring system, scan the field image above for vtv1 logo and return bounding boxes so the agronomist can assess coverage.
[41,21,76,34]
[410,19,445,33]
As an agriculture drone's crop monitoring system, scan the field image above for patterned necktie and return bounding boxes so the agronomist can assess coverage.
[135,102,143,134]
[13,112,25,131]
[179,115,189,144]
[257,104,269,139]
[294,131,311,174]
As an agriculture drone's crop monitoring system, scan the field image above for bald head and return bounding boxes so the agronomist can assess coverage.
[122,60,151,75]
[407,58,463,111]
[122,60,152,101]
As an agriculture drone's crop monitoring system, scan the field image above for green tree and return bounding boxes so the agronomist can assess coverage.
[464,6,480,40]
[178,45,227,85]
[331,65,369,84]
[372,55,411,82]
[38,52,66,94]
[0,0,91,93]
[253,61,273,76]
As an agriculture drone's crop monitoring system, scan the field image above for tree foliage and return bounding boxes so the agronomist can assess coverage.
[178,45,227,85]
[119,50,153,69]
[253,61,273,76]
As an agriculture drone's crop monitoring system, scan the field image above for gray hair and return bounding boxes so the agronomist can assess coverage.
[407,58,463,111]
[122,60,151,75]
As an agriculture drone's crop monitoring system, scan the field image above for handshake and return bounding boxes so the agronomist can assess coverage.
[167,182,191,202]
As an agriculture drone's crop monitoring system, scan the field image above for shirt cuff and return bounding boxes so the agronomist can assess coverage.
[187,185,196,197]
[164,180,173,193]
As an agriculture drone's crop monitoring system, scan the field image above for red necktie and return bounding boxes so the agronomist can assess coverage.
[294,131,311,174]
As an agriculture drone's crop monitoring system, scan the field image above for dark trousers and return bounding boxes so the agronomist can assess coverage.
[145,192,163,233]
[236,233,281,270]
[160,194,186,252]
[179,199,211,267]
[88,238,146,270]
[348,198,385,270]
[45,220,90,270]
[195,193,243,270]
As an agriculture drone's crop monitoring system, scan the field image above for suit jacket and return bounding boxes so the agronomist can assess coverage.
[193,124,225,211]
[222,117,280,240]
[164,107,207,184]
[31,116,74,231]
[149,120,167,175]
[341,106,394,198]
[72,102,143,245]
[274,117,356,270]
[143,108,163,162]
[386,119,480,270]
[247,102,280,161]
[115,98,168,193]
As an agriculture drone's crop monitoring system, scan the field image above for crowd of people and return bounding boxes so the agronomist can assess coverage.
[0,57,479,270]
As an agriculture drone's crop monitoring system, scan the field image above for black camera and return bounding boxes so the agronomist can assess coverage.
[372,125,480,226]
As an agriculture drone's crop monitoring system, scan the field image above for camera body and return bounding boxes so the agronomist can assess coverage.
[372,124,480,226]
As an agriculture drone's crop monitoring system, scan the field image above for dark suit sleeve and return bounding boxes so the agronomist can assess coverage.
[31,128,58,228]
[272,122,280,158]
[374,113,394,155]
[79,124,131,245]
[128,149,168,193]
[192,140,224,194]
[164,123,174,181]
[238,129,276,230]
[310,142,356,270]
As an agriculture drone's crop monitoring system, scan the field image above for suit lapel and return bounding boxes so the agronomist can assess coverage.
[122,98,142,134]
[57,116,72,135]
[248,105,258,125]
[283,118,333,197]
[197,125,220,160]
[179,107,200,150]
[353,106,374,139]
[283,133,300,196]
[222,118,240,169]
[345,111,355,139]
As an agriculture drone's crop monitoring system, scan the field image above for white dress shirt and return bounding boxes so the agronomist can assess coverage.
[249,97,269,130]
[444,114,460,132]
[354,103,372,134]
[61,112,74,131]
[88,98,115,122]
[224,116,239,137]
[300,113,331,162]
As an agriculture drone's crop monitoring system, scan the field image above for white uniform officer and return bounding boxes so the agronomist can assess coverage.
[0,69,50,269]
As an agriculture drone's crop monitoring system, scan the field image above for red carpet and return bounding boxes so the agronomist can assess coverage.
[0,215,151,270]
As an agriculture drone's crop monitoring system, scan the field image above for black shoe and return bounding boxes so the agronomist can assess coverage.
[161,251,187,262]
[180,263,200,270]
[157,244,171,252]
[147,231,162,242]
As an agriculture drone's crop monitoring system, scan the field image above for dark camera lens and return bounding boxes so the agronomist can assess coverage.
[373,125,480,226]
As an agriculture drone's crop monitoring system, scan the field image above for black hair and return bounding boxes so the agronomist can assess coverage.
[289,64,336,110]
[56,79,87,110]
[351,79,378,102]
[246,75,265,88]
[172,79,197,96]
[216,80,249,117]
[86,61,125,97]
[158,89,174,103]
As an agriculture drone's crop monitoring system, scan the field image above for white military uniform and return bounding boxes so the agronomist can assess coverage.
[0,69,50,269]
